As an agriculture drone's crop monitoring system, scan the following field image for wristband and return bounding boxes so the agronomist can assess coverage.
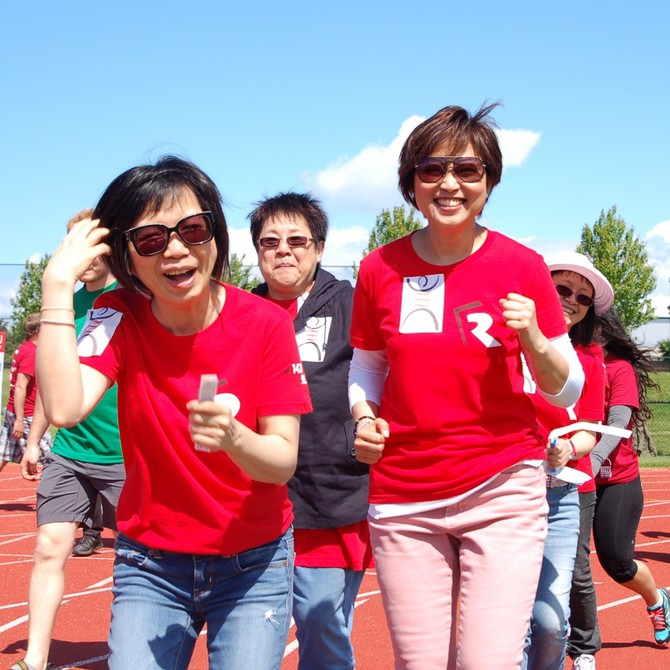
[568,439,578,460]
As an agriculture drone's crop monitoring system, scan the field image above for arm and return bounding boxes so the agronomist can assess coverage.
[348,348,389,464]
[37,218,112,426]
[21,394,51,480]
[187,402,300,485]
[501,292,584,406]
[546,428,598,469]
[590,405,633,476]
[11,372,31,439]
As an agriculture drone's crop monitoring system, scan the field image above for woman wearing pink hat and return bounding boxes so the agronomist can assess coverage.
[523,252,612,670]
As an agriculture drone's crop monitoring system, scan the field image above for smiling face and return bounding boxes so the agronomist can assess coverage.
[413,143,489,233]
[552,270,595,329]
[127,188,217,314]
[257,214,324,300]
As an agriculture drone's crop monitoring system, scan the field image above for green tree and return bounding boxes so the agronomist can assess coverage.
[7,255,50,356]
[577,206,656,331]
[354,206,423,277]
[227,253,260,291]
[658,338,670,358]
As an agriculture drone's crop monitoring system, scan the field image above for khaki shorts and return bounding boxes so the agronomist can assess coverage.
[36,452,125,529]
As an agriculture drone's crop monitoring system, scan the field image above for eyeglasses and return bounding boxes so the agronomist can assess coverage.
[415,156,487,184]
[124,212,215,257]
[258,236,314,249]
[555,283,594,308]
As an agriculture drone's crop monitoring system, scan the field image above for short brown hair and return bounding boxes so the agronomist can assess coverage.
[67,208,95,231]
[398,102,503,209]
[24,313,41,338]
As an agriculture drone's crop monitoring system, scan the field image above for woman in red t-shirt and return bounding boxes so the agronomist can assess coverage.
[349,103,585,669]
[34,157,312,670]
[591,309,669,646]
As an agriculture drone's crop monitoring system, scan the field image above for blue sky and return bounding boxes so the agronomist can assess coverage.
[2,0,669,321]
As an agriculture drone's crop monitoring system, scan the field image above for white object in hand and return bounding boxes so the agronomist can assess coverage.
[195,374,218,452]
[545,422,632,484]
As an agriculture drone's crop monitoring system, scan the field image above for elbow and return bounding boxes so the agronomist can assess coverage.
[274,461,297,486]
[44,408,83,428]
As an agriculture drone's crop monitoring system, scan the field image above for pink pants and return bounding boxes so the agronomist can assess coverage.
[369,464,548,670]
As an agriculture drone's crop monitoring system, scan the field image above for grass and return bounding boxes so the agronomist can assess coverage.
[645,371,670,461]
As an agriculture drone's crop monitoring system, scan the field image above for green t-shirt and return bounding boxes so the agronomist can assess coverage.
[52,282,123,464]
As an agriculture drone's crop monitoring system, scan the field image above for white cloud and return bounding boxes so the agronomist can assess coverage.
[301,115,423,217]
[646,221,670,316]
[301,116,541,217]
[321,225,370,269]
[497,129,542,168]
[228,227,258,266]
[647,219,670,242]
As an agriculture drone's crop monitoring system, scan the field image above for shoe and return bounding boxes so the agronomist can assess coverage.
[647,587,670,646]
[72,534,103,556]
[573,654,596,670]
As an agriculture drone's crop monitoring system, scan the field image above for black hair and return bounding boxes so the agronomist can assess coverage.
[248,191,328,249]
[93,156,229,295]
[597,309,660,425]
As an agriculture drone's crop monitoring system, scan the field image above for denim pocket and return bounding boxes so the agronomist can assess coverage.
[234,529,294,573]
[114,533,158,570]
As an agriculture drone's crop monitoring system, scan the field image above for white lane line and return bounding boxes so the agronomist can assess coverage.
[598,584,670,612]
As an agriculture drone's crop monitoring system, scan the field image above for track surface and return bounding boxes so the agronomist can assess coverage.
[1,468,668,669]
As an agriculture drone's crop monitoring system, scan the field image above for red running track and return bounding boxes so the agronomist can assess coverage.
[1,467,668,669]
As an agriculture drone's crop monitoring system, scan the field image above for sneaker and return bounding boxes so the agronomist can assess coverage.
[573,655,596,670]
[647,587,670,646]
[72,534,103,556]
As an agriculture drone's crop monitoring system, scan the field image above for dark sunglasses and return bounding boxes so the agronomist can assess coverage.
[124,212,215,257]
[555,283,594,308]
[258,236,314,249]
[415,156,487,184]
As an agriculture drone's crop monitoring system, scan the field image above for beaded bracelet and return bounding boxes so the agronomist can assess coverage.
[39,319,76,328]
[354,415,376,437]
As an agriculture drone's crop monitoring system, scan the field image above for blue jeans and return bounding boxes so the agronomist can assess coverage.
[523,484,580,670]
[293,566,365,669]
[108,530,294,670]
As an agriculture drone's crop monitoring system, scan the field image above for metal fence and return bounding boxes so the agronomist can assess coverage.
[646,400,670,457]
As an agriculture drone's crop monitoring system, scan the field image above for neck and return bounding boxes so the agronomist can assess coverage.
[413,224,487,265]
[151,281,225,336]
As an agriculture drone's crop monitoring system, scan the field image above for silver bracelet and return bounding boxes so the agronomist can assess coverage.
[39,319,76,328]
[354,415,376,437]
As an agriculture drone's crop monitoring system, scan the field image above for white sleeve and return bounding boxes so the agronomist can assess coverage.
[537,333,585,408]
[348,348,388,411]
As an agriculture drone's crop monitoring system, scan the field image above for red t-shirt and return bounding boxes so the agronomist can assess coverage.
[78,285,312,555]
[532,344,605,492]
[294,521,373,570]
[594,355,640,486]
[350,230,568,503]
[7,340,38,416]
